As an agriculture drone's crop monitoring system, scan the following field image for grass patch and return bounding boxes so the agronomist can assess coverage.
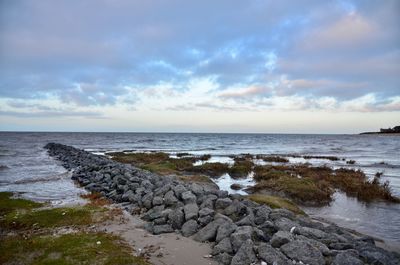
[0,192,43,215]
[1,205,105,230]
[109,152,170,164]
[0,193,144,265]
[229,160,254,178]
[191,162,230,177]
[247,194,305,215]
[0,232,149,265]
[250,164,399,205]
[178,174,214,183]
[256,155,289,163]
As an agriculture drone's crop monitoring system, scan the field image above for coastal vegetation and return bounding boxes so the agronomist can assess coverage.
[109,152,400,207]
[247,194,305,215]
[249,164,399,205]
[0,192,149,265]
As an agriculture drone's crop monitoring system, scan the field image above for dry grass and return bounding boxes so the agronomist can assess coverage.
[229,160,254,178]
[256,155,289,163]
[250,164,399,205]
[247,194,305,215]
[81,192,111,206]
[191,162,229,177]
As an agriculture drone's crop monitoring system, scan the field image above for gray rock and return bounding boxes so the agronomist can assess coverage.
[153,224,174,235]
[172,184,187,199]
[329,242,355,250]
[216,222,237,243]
[168,207,184,229]
[214,252,232,265]
[121,190,134,202]
[294,226,329,240]
[142,205,165,221]
[258,243,291,265]
[212,237,233,255]
[235,214,255,226]
[254,227,270,242]
[271,231,294,248]
[199,207,214,217]
[230,239,256,265]
[193,218,225,242]
[184,203,199,220]
[217,190,228,198]
[224,200,247,218]
[280,240,325,265]
[254,205,272,225]
[154,184,171,196]
[190,183,204,196]
[181,191,197,204]
[164,190,178,206]
[181,219,199,237]
[200,197,215,209]
[274,217,299,231]
[153,217,167,225]
[141,179,154,190]
[198,215,214,226]
[332,252,363,265]
[259,220,277,237]
[230,226,253,252]
[358,245,398,265]
[141,192,153,209]
[215,198,233,210]
[296,235,331,256]
[152,196,163,206]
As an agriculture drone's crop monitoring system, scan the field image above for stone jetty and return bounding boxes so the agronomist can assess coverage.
[45,143,400,265]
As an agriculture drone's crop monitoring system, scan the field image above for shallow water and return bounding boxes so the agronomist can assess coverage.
[0,132,399,243]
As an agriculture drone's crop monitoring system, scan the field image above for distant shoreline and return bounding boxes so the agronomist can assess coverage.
[359,132,400,135]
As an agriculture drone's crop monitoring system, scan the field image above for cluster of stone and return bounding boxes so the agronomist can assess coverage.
[45,143,400,265]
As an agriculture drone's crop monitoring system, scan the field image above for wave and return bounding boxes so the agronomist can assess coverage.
[12,172,70,184]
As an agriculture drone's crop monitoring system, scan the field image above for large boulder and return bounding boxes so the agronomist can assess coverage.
[230,239,257,265]
[216,222,237,243]
[183,203,199,221]
[215,198,233,210]
[181,219,199,237]
[164,190,178,206]
[212,237,233,255]
[181,191,197,204]
[168,207,184,229]
[280,240,325,265]
[230,226,253,252]
[258,243,291,265]
[271,231,294,248]
[332,252,363,265]
[193,218,225,242]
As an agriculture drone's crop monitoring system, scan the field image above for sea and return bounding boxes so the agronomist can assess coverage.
[0,132,399,245]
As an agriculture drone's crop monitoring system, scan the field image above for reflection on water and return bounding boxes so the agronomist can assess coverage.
[304,192,400,244]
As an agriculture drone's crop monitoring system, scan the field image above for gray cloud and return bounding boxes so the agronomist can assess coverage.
[0,110,105,118]
[0,0,398,108]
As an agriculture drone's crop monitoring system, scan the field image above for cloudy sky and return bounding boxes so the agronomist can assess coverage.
[0,0,399,133]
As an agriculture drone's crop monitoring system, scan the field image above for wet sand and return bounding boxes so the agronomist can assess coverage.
[99,208,218,265]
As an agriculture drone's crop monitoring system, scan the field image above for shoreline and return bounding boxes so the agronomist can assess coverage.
[41,143,400,265]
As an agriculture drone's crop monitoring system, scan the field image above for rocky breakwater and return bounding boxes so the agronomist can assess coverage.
[45,143,400,265]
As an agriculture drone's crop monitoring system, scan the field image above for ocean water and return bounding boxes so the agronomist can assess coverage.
[0,132,399,244]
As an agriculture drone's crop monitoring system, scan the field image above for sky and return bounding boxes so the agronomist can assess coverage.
[0,0,399,133]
